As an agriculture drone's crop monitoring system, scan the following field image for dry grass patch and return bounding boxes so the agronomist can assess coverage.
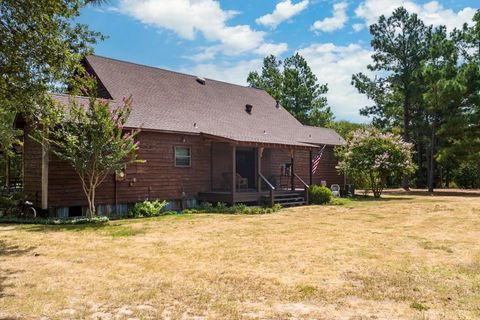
[1,193,480,319]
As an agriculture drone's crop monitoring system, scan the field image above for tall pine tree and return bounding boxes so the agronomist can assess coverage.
[247,53,332,127]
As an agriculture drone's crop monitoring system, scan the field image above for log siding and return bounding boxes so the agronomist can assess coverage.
[23,130,344,211]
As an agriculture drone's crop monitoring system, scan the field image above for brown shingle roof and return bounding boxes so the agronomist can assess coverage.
[80,55,343,147]
[301,125,345,146]
[50,92,93,107]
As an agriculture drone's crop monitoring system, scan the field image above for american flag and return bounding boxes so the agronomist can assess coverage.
[312,145,326,174]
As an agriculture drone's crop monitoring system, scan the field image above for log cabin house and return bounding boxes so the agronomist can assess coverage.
[16,55,345,218]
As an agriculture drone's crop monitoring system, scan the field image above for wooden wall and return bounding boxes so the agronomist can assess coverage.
[23,128,42,205]
[23,130,343,209]
[268,146,344,188]
[47,132,211,208]
[310,146,345,187]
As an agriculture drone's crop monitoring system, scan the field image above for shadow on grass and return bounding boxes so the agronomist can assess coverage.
[19,223,109,233]
[354,195,414,201]
[0,240,36,257]
[381,189,480,198]
[333,195,414,203]
[0,240,32,300]
[1,213,200,234]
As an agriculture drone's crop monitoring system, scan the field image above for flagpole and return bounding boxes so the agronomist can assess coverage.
[309,150,313,185]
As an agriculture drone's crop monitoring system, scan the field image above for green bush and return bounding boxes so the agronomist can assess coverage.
[453,162,479,189]
[309,185,332,204]
[0,196,16,211]
[183,202,282,215]
[129,200,168,217]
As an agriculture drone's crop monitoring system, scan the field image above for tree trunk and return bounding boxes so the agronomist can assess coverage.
[477,159,480,189]
[90,192,95,217]
[5,153,9,190]
[402,90,411,190]
[416,135,423,188]
[80,176,96,219]
[428,117,436,193]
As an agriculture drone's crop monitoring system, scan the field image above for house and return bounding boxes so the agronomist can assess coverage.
[16,55,345,217]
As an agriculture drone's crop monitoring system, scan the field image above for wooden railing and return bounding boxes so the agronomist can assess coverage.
[259,172,275,207]
[293,173,310,204]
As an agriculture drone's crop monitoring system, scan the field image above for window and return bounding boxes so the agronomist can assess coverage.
[175,146,191,167]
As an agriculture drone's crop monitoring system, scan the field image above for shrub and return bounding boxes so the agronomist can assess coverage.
[309,185,332,204]
[0,196,16,212]
[129,200,168,217]
[184,202,282,214]
[335,128,415,197]
[453,162,479,189]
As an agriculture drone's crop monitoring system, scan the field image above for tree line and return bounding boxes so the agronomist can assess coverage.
[353,8,479,191]
[249,7,480,191]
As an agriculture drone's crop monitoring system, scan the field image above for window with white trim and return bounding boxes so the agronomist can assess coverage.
[175,146,191,167]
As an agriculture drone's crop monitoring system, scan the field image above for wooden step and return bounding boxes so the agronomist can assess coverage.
[261,191,307,207]
[273,197,305,202]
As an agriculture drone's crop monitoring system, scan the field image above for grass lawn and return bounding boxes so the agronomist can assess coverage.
[1,192,480,319]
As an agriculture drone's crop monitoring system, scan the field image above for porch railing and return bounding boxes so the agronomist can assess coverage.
[293,173,310,205]
[259,172,275,207]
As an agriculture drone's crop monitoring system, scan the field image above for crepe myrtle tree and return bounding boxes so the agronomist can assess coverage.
[42,95,142,217]
[335,128,415,198]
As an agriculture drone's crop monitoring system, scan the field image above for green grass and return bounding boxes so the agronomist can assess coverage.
[105,225,146,237]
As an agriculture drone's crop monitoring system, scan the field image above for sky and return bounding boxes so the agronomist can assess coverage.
[78,0,478,123]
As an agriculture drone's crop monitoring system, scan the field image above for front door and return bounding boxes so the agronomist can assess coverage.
[236,148,256,190]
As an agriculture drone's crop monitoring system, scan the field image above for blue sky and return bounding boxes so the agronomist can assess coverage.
[79,0,478,122]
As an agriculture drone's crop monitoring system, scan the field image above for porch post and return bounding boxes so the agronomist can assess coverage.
[290,149,295,191]
[231,144,236,205]
[257,147,263,192]
[309,150,313,185]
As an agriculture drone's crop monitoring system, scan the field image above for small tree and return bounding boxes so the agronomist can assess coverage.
[42,95,141,217]
[335,128,415,198]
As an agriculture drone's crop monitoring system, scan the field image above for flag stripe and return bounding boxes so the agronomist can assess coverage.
[312,145,326,174]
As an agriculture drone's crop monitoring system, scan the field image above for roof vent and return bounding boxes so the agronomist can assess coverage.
[245,104,253,114]
[196,77,206,85]
[275,100,280,108]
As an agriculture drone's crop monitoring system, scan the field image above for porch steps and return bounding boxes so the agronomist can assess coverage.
[263,191,307,207]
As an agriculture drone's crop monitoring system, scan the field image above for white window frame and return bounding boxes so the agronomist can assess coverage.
[174,146,191,167]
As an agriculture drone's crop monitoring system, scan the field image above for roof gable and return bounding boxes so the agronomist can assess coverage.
[82,55,343,147]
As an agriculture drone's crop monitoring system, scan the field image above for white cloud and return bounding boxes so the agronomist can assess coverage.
[311,2,348,32]
[117,0,284,59]
[355,0,477,32]
[255,43,289,56]
[298,43,374,122]
[181,59,263,86]
[187,41,375,122]
[256,0,309,29]
[352,23,365,32]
